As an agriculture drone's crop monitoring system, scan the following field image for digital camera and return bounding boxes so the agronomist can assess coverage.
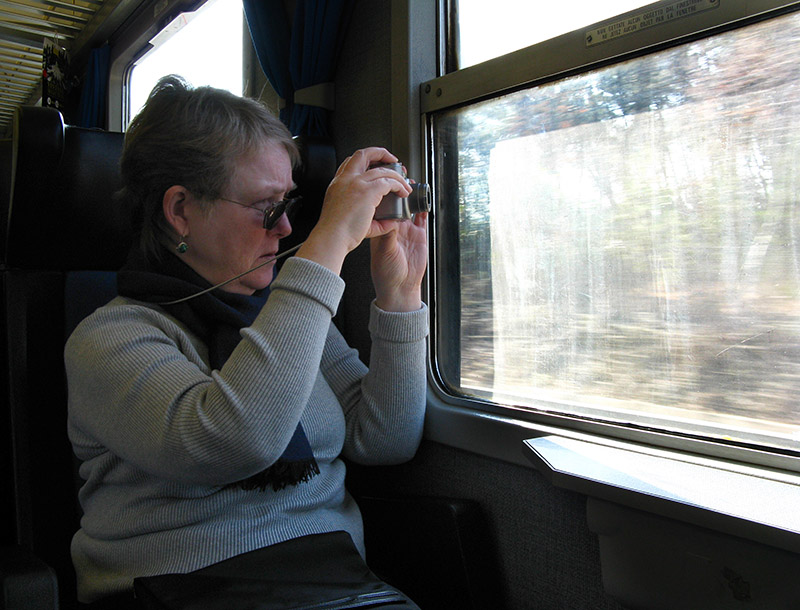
[371,162,431,220]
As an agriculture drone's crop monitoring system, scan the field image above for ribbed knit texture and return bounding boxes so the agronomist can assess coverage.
[65,256,427,603]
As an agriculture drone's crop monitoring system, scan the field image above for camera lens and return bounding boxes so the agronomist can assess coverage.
[410,183,431,214]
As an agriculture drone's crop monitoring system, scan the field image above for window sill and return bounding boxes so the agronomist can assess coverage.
[524,433,800,554]
[425,393,800,554]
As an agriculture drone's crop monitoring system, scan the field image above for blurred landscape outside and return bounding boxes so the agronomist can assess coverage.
[438,11,800,450]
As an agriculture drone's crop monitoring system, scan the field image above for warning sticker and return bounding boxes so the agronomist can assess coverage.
[586,0,720,47]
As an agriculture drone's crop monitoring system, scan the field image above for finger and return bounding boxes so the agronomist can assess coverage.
[365,161,414,197]
[413,211,428,227]
[339,147,398,175]
[371,173,413,199]
[367,217,403,239]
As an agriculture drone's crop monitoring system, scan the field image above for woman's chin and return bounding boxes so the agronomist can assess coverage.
[241,265,276,293]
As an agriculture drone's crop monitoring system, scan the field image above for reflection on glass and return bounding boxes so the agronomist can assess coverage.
[435,11,800,450]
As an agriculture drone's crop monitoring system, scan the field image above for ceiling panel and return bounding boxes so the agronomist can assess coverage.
[0,0,109,134]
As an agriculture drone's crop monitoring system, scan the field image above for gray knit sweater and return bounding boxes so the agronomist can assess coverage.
[65,256,427,602]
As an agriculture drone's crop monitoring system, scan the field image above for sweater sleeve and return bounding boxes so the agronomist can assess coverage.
[321,301,428,465]
[66,257,344,485]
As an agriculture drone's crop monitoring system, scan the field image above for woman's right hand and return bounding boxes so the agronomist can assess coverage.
[296,147,412,275]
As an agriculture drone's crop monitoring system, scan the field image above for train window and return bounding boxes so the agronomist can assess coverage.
[127,0,243,121]
[428,1,800,463]
[455,0,652,68]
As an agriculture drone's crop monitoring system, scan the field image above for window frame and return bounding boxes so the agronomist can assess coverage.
[419,0,800,476]
[106,0,215,132]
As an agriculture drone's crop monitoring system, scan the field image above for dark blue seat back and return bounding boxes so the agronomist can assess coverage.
[279,135,337,257]
[0,137,11,266]
[5,107,130,271]
[2,106,128,609]
[0,116,337,609]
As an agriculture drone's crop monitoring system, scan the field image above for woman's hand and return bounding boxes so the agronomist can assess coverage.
[297,147,412,275]
[371,211,428,312]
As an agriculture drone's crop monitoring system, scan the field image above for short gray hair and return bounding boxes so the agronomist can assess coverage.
[119,75,299,262]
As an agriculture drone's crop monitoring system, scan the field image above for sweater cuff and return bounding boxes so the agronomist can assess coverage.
[368,300,429,343]
[271,257,345,317]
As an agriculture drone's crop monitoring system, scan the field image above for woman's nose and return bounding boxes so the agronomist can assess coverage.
[269,212,292,238]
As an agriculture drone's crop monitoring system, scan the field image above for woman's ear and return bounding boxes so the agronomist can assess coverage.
[162,185,191,237]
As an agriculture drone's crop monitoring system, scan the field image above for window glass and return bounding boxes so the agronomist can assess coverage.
[456,0,653,68]
[433,10,800,452]
[127,0,243,122]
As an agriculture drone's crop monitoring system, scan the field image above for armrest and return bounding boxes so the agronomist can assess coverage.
[1,545,59,610]
[358,495,504,610]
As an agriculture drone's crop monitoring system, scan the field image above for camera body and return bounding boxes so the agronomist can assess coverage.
[371,162,431,220]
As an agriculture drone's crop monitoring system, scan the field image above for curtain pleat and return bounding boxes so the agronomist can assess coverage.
[244,0,355,136]
[77,44,110,129]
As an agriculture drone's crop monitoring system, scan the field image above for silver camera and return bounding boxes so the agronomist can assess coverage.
[371,162,431,220]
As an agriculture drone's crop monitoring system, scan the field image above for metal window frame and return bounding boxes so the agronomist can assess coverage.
[416,0,800,475]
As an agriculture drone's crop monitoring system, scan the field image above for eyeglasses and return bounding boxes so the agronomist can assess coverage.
[219,195,302,230]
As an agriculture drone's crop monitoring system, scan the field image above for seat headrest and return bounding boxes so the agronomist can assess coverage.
[6,114,337,269]
[293,135,337,201]
[6,106,131,271]
[0,138,12,262]
[282,135,337,254]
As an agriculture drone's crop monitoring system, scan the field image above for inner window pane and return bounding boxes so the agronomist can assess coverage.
[456,0,652,68]
[434,11,800,451]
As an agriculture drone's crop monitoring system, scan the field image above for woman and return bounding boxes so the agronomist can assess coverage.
[65,75,428,606]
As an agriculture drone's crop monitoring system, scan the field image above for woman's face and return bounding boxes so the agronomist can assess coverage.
[181,142,295,294]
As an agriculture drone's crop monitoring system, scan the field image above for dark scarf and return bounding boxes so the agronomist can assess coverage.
[117,249,319,491]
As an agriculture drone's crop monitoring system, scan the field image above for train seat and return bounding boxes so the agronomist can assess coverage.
[1,106,128,609]
[0,136,11,264]
[0,112,353,609]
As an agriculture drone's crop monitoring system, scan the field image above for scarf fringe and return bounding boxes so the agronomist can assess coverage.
[233,458,321,492]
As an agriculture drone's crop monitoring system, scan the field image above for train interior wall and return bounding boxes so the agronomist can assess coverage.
[5,1,796,609]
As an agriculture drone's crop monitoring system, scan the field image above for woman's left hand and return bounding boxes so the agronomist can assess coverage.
[370,212,428,312]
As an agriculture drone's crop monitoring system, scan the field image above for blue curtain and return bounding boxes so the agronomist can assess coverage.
[244,0,294,126]
[244,0,355,136]
[77,44,110,129]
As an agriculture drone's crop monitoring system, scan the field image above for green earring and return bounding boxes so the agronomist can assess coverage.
[176,236,188,254]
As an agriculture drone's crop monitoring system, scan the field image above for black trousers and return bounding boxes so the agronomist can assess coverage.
[79,592,141,610]
[80,532,421,610]
[82,592,420,610]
